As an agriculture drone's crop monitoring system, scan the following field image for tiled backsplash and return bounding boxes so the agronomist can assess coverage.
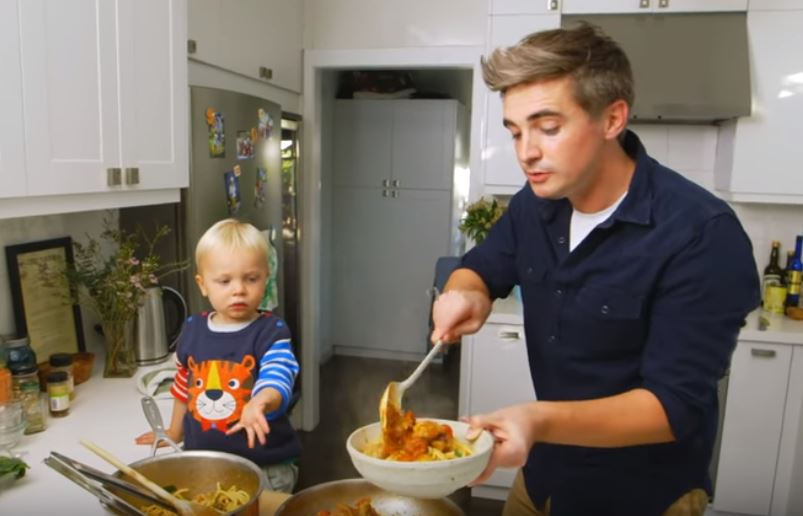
[0,211,111,346]
[633,124,803,272]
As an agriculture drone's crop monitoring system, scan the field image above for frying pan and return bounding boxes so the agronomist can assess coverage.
[274,478,465,515]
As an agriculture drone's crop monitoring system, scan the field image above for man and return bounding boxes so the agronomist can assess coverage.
[431,23,760,516]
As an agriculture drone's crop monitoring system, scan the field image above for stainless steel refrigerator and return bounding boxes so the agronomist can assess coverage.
[120,86,297,328]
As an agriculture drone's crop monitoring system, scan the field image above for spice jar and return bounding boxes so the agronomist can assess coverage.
[49,353,75,400]
[0,367,11,403]
[6,337,37,372]
[11,363,46,433]
[46,371,70,417]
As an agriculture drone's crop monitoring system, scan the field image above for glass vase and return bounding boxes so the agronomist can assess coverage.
[101,319,137,378]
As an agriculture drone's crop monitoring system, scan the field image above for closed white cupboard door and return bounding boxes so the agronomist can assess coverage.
[20,0,121,196]
[333,100,393,189]
[391,100,455,191]
[118,0,188,190]
[0,0,26,198]
[714,342,791,515]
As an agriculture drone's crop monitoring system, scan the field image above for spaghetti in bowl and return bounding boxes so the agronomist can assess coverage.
[346,419,493,499]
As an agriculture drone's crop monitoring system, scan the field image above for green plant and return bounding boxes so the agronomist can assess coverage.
[459,197,506,244]
[62,219,187,325]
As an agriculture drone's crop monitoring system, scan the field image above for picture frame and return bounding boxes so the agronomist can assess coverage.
[5,237,86,358]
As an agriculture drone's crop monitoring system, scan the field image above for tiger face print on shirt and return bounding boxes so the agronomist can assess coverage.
[187,355,256,432]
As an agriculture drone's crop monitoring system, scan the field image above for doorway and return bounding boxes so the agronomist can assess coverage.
[298,47,487,431]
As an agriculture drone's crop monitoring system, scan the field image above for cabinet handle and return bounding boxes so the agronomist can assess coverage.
[187,39,197,54]
[107,168,121,186]
[125,167,140,185]
[382,179,390,187]
[658,0,668,7]
[548,0,558,10]
[392,179,400,188]
[751,348,776,358]
[498,330,521,341]
[639,0,650,7]
[259,66,273,80]
[391,190,399,198]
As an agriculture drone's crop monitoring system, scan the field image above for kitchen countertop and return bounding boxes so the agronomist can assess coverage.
[1,352,290,514]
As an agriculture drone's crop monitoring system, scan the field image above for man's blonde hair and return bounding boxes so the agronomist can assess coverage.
[195,218,269,270]
[481,22,634,117]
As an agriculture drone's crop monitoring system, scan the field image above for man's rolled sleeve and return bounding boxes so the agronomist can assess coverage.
[641,214,760,441]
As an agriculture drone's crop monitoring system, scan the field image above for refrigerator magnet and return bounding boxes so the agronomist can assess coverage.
[224,169,241,216]
[254,168,267,208]
[258,108,273,139]
[206,108,225,158]
[236,130,254,160]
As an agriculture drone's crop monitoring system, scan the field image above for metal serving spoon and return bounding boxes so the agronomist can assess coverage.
[379,340,443,432]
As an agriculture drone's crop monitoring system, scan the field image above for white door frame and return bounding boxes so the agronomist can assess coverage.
[298,46,487,431]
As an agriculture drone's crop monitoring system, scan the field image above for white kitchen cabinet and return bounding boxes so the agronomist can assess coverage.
[188,0,303,93]
[4,0,187,206]
[562,0,747,13]
[713,9,803,203]
[491,0,561,14]
[714,316,803,515]
[483,14,560,191]
[459,308,536,498]
[749,0,803,10]
[334,100,458,191]
[330,99,467,360]
[0,0,26,199]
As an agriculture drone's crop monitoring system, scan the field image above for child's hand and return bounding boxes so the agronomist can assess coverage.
[227,398,271,449]
[134,428,182,447]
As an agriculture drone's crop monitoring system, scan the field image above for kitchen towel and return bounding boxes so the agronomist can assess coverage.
[260,229,279,312]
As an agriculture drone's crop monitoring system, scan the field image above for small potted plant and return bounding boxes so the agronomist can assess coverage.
[459,197,507,244]
[65,220,185,377]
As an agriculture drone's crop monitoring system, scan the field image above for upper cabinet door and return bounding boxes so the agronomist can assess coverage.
[118,0,188,190]
[20,0,121,196]
[333,100,394,189]
[391,100,457,191]
[191,0,303,93]
[562,0,746,13]
[491,0,561,14]
[483,14,560,189]
[0,0,27,199]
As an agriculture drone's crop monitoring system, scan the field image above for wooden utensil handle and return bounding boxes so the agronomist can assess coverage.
[80,440,178,506]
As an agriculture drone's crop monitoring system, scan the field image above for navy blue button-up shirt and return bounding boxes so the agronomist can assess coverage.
[463,130,760,516]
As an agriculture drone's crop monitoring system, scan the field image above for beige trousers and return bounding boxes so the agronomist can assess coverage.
[502,470,710,516]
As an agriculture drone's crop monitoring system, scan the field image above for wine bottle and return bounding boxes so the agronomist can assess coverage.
[763,241,783,306]
[785,236,803,308]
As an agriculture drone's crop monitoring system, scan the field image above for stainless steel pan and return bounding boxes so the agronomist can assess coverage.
[275,479,465,516]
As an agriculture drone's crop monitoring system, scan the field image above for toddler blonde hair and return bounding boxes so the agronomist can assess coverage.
[195,218,269,270]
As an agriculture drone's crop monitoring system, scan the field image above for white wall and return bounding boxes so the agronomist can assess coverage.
[302,0,487,49]
[0,211,111,351]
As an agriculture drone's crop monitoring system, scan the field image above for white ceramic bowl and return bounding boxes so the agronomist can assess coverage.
[346,418,493,499]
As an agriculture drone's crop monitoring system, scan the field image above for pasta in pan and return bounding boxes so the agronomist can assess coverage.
[315,496,380,516]
[364,403,473,462]
[141,482,249,515]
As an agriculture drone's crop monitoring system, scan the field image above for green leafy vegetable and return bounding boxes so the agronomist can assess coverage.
[0,456,29,480]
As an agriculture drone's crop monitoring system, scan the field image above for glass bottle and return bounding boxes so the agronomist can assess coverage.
[5,337,37,372]
[49,353,75,400]
[785,236,803,309]
[10,363,46,433]
[762,240,783,306]
[46,371,70,417]
[784,250,795,287]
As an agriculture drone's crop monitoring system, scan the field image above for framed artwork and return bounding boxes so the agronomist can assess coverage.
[5,237,86,358]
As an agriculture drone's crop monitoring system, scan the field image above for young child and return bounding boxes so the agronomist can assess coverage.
[135,218,301,493]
